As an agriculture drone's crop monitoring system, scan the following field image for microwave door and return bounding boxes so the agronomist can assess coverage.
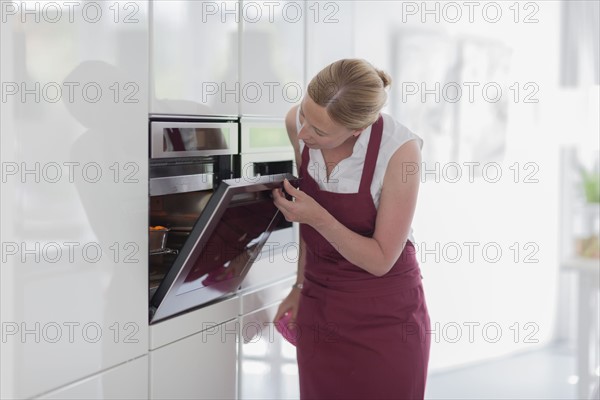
[149,173,297,324]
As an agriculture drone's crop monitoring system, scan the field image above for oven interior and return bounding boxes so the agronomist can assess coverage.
[150,190,211,294]
[149,155,231,295]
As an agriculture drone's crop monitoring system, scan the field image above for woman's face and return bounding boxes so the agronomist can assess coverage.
[297,96,362,150]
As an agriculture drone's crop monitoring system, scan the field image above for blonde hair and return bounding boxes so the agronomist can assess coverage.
[306,59,392,130]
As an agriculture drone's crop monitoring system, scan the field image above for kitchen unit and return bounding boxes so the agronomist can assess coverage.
[1,2,150,398]
[150,0,239,116]
[1,1,356,398]
[240,0,305,117]
[238,269,300,399]
[148,117,240,323]
[149,296,240,399]
[151,0,318,118]
[240,117,296,180]
[35,357,149,400]
[146,115,299,398]
[148,256,299,400]
[147,117,297,322]
[305,1,356,81]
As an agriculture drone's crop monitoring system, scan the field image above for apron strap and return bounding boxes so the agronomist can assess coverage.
[359,115,384,194]
[300,142,310,179]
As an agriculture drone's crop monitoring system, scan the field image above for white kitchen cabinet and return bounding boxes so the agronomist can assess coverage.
[239,276,299,399]
[0,2,149,398]
[148,296,240,399]
[241,0,305,117]
[151,0,239,116]
[305,1,355,82]
[149,319,239,399]
[36,356,148,400]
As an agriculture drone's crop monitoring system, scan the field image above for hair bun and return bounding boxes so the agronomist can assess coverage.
[377,69,392,88]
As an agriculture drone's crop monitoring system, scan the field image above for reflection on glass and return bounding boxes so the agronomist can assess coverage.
[243,361,271,375]
[281,340,297,358]
[245,339,269,357]
[281,363,298,375]
[177,195,279,295]
[241,303,300,399]
[163,127,229,151]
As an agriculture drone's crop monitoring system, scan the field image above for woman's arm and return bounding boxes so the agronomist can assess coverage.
[285,105,302,175]
[273,138,422,277]
[284,105,306,287]
[272,106,306,323]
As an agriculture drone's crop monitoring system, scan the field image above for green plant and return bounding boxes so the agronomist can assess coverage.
[580,166,600,203]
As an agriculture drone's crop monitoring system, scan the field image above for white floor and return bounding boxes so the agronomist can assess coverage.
[250,342,599,399]
[425,343,594,399]
[264,345,600,400]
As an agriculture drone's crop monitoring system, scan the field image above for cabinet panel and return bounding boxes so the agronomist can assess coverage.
[0,2,149,398]
[239,303,299,399]
[306,1,355,80]
[149,296,240,350]
[241,276,295,316]
[37,356,148,400]
[241,0,304,117]
[150,319,238,399]
[151,0,239,116]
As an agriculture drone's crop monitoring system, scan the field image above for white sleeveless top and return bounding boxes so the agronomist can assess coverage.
[296,108,424,243]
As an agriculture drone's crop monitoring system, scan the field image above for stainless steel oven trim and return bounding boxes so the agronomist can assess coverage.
[149,173,214,196]
[151,121,239,159]
[150,114,237,121]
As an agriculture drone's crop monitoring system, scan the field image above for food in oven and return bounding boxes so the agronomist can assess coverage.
[149,226,170,253]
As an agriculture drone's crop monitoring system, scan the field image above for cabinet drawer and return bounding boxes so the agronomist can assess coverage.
[150,296,240,350]
[241,276,295,316]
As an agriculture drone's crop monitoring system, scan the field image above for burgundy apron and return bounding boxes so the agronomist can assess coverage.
[296,116,431,400]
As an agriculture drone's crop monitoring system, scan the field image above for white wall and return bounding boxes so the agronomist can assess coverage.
[354,0,568,371]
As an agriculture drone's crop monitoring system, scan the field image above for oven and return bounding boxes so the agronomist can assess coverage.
[148,116,297,324]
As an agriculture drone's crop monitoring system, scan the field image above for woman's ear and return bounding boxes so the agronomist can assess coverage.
[353,128,366,137]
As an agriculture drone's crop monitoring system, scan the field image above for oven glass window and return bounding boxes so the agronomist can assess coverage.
[176,192,279,295]
[163,127,230,152]
[249,127,289,148]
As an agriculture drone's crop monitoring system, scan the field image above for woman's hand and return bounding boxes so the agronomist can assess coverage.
[273,286,302,324]
[272,179,330,228]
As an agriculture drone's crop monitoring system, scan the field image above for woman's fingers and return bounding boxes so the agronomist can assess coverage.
[273,179,312,223]
[272,189,286,208]
[290,307,298,322]
[282,178,300,196]
[272,187,296,221]
[274,304,291,323]
[273,308,284,323]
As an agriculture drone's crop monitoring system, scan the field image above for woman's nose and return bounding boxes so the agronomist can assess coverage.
[297,123,310,141]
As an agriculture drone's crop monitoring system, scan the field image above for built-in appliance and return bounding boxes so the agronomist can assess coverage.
[239,117,296,180]
[148,116,298,324]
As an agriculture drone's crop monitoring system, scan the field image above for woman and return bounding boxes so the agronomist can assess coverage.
[272,59,431,400]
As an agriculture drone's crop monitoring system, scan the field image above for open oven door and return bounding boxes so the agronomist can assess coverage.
[149,173,298,324]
